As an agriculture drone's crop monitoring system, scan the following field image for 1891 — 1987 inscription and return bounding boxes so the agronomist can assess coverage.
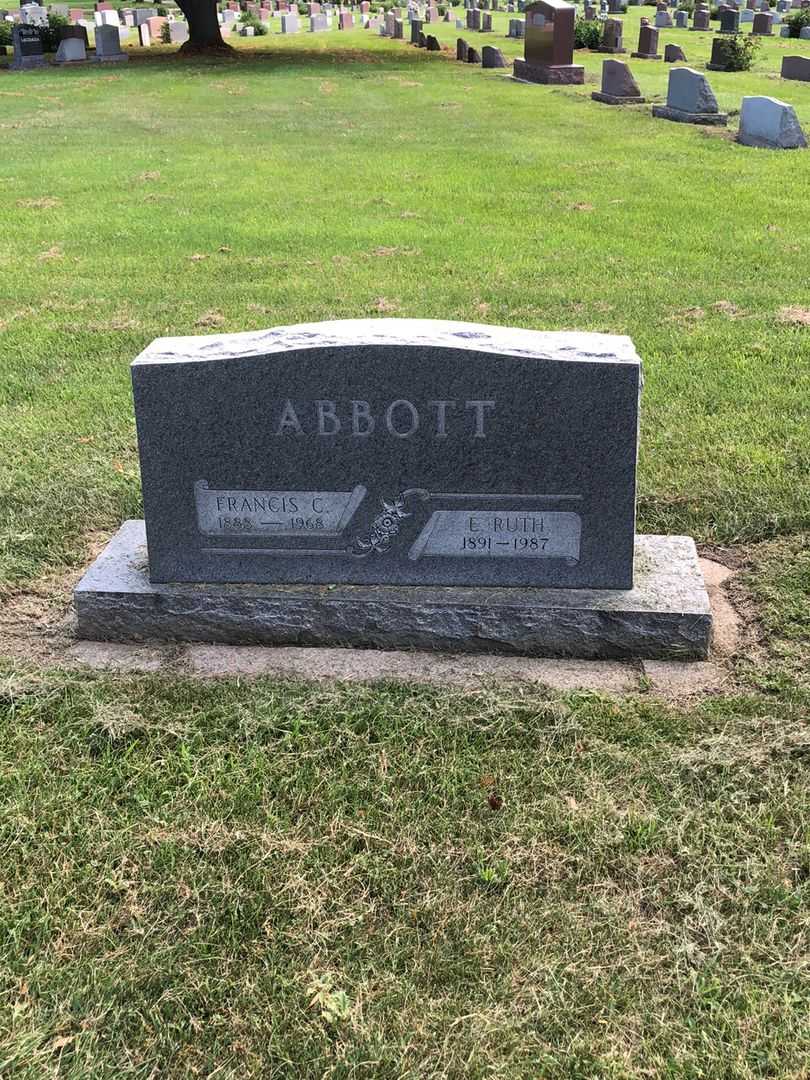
[132,320,641,588]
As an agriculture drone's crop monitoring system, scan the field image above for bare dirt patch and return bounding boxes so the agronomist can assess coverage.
[777,305,810,327]
[0,539,759,704]
[195,310,225,328]
[16,197,61,210]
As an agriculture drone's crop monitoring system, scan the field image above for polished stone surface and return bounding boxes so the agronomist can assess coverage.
[132,320,641,589]
[75,522,712,660]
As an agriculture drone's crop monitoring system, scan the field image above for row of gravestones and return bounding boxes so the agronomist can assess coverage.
[591,17,808,66]
[594,59,806,148]
[455,33,508,62]
[485,0,808,149]
[8,21,127,66]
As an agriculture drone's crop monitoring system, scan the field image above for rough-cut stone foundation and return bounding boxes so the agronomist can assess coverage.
[75,521,712,660]
[513,58,584,83]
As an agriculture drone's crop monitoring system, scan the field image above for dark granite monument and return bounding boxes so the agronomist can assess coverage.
[592,58,645,102]
[10,24,47,69]
[513,0,584,83]
[782,53,810,80]
[75,320,712,659]
[718,6,740,30]
[631,23,661,57]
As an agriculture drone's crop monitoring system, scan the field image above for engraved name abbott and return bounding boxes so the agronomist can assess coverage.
[195,481,366,538]
[409,511,582,562]
[270,399,496,439]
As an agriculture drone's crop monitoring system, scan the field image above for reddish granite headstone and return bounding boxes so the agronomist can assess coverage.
[631,23,660,57]
[592,58,645,103]
[514,0,584,83]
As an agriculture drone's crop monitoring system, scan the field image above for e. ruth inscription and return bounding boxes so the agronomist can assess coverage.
[132,320,641,588]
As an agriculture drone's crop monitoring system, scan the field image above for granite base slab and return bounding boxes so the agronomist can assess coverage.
[630,50,661,58]
[74,521,712,660]
[591,91,647,104]
[652,104,728,125]
[512,58,585,84]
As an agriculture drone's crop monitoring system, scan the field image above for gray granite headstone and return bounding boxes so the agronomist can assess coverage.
[54,34,87,60]
[131,320,642,589]
[738,94,807,147]
[653,66,727,123]
[94,22,128,59]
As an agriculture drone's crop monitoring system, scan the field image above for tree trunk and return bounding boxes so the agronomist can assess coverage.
[175,0,235,52]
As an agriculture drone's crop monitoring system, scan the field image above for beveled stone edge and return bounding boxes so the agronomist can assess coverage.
[132,319,640,369]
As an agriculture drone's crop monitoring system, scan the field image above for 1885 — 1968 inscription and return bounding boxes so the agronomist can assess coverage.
[132,320,641,588]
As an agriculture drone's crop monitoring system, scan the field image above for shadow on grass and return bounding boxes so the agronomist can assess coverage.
[0,43,452,75]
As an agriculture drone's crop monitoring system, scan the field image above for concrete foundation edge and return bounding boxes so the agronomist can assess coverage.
[74,521,713,660]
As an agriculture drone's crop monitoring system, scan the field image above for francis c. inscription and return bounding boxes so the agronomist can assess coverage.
[195,481,366,538]
[132,319,641,588]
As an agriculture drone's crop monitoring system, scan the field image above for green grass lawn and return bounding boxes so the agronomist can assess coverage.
[1,17,809,1078]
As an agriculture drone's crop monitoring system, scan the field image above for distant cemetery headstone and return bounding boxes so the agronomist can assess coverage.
[425,31,441,46]
[654,7,673,26]
[664,42,687,60]
[54,34,87,60]
[781,53,810,79]
[94,23,129,60]
[466,42,481,59]
[718,6,740,29]
[281,12,300,30]
[76,320,712,659]
[674,8,688,24]
[631,23,660,56]
[598,16,626,51]
[10,24,46,69]
[592,56,645,101]
[690,5,710,27]
[751,9,774,29]
[513,0,584,83]
[169,20,189,42]
[652,66,727,124]
[59,22,89,46]
[20,3,48,25]
[456,33,468,56]
[738,94,807,147]
[482,42,507,62]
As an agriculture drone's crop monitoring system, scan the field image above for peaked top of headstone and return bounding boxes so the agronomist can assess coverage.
[601,58,641,96]
[523,0,575,13]
[133,319,641,367]
[667,65,719,112]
